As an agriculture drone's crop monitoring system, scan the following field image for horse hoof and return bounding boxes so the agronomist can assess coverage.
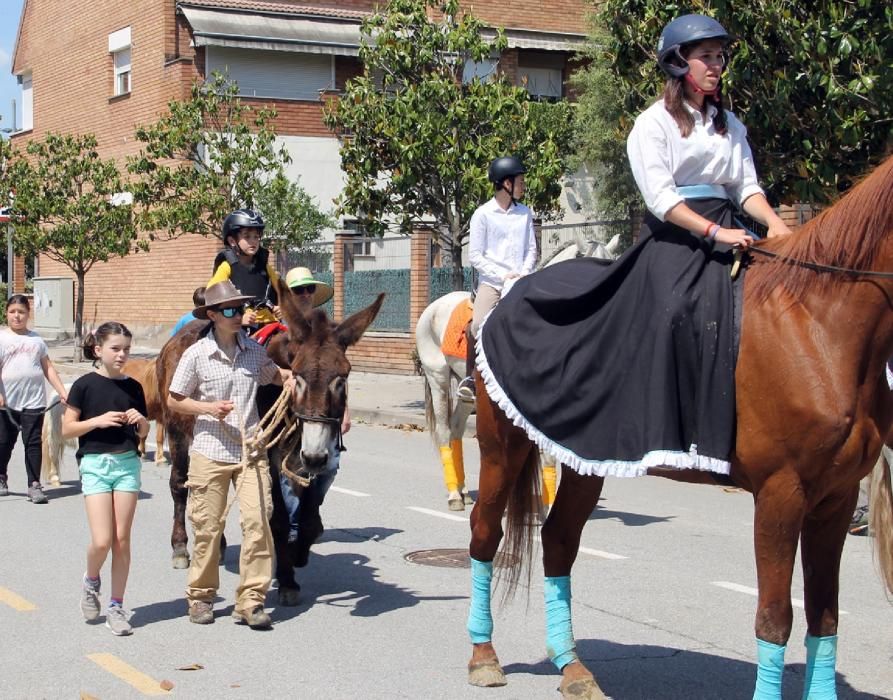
[447,491,465,511]
[468,661,507,688]
[559,678,608,700]
[278,587,301,607]
[50,477,61,487]
[172,552,190,569]
[155,458,168,467]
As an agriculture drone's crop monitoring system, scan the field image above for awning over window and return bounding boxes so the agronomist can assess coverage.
[482,28,586,53]
[181,6,362,56]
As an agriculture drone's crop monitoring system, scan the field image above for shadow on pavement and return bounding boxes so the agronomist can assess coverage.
[273,551,466,622]
[588,507,674,527]
[318,526,403,544]
[502,641,884,700]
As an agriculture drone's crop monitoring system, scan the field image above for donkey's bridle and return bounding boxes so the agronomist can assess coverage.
[294,412,347,453]
[747,246,893,279]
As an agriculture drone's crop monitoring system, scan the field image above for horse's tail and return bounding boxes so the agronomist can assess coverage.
[496,444,542,604]
[869,445,893,596]
[422,373,451,446]
[40,397,66,484]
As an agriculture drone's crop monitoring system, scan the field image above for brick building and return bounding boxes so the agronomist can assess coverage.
[11,0,589,367]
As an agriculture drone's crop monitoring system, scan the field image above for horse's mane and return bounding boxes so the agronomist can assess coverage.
[747,155,893,302]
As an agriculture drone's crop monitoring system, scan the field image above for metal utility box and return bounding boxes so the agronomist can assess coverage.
[32,277,75,339]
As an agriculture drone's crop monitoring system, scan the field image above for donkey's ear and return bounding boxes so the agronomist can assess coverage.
[335,293,384,349]
[276,276,311,342]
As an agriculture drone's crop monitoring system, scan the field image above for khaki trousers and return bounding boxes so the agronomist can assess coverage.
[471,283,501,336]
[185,452,273,614]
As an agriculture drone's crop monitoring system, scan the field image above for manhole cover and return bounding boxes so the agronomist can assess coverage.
[404,548,518,569]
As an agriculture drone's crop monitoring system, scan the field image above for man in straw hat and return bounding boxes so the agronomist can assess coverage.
[167,280,294,630]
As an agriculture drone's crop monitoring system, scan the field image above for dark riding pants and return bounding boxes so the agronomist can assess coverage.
[0,409,45,485]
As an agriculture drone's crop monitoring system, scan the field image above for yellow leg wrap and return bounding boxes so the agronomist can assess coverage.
[440,445,459,493]
[542,464,557,507]
[451,439,466,489]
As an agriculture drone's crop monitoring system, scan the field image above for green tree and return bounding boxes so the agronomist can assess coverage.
[11,133,144,359]
[128,72,329,249]
[324,0,575,289]
[576,0,893,207]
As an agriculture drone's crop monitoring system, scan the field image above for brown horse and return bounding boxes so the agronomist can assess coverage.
[156,277,383,601]
[122,357,166,464]
[467,155,893,699]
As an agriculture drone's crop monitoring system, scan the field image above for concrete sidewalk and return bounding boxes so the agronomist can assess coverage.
[46,341,474,436]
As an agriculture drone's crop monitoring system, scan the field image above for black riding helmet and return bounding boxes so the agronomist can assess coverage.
[488,156,526,185]
[222,208,265,245]
[657,14,731,78]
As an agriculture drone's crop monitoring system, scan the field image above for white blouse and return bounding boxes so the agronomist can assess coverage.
[468,198,537,291]
[626,99,764,221]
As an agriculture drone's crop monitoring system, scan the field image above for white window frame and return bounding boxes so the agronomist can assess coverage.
[113,48,132,96]
[20,72,33,131]
[109,27,132,97]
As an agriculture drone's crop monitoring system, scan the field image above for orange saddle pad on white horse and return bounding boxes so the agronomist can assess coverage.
[441,299,473,360]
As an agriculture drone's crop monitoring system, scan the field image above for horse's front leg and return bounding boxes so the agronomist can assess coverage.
[752,469,808,700]
[541,467,607,700]
[798,487,857,700]
[467,402,536,688]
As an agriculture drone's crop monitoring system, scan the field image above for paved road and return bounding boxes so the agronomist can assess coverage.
[1,424,891,699]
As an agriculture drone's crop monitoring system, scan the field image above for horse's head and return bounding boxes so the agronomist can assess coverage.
[273,278,384,475]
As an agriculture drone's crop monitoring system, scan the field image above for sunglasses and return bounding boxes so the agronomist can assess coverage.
[292,284,316,295]
[215,306,244,318]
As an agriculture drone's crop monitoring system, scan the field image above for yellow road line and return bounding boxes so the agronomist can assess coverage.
[0,587,37,611]
[87,653,169,696]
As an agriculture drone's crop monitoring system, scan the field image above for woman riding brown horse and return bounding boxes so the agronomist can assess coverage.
[466,153,893,699]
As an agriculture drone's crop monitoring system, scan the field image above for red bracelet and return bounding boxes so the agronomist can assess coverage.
[703,221,714,237]
[706,224,720,240]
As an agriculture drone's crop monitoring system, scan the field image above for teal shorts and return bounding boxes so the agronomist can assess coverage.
[80,451,142,496]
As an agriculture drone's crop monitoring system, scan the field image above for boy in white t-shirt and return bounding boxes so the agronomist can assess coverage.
[456,156,537,401]
[0,295,69,502]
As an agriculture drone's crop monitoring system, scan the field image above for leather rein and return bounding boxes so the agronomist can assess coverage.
[746,246,893,279]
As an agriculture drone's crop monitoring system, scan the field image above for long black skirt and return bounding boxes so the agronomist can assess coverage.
[477,198,738,477]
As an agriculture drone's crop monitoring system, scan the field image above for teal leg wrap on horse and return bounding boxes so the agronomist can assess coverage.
[802,634,837,700]
[467,558,494,644]
[753,638,786,700]
[544,576,578,670]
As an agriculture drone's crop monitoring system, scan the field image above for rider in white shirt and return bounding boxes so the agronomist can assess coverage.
[456,156,537,401]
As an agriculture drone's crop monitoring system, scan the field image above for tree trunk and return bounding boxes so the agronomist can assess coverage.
[449,222,465,292]
[74,271,86,362]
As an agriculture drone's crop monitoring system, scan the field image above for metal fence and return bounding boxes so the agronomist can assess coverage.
[343,236,411,331]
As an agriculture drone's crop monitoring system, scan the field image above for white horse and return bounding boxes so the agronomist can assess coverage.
[416,235,621,510]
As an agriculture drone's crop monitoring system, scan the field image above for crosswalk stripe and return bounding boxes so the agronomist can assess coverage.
[87,653,169,696]
[407,506,469,522]
[0,586,37,611]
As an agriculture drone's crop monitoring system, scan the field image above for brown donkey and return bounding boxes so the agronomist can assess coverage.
[467,155,893,699]
[156,277,383,596]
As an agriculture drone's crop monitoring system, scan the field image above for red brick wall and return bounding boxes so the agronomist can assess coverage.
[347,332,416,375]
[12,0,211,340]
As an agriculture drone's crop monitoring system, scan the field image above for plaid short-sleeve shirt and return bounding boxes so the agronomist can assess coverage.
[169,330,280,463]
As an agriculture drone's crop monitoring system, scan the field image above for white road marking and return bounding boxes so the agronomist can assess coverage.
[407,506,469,523]
[711,581,848,615]
[577,546,627,560]
[329,486,370,498]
